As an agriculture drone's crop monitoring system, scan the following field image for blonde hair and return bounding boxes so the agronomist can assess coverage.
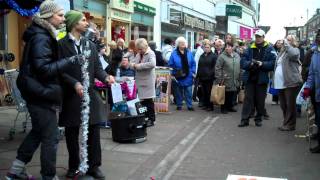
[135,38,148,49]
[286,35,298,48]
[108,40,116,47]
[175,36,187,47]
[202,39,210,46]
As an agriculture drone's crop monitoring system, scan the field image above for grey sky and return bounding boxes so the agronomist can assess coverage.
[259,0,320,42]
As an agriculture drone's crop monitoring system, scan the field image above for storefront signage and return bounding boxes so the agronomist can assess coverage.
[184,14,205,30]
[184,14,214,32]
[205,21,214,31]
[111,9,131,22]
[134,1,156,16]
[240,26,252,40]
[226,4,242,18]
[110,0,134,13]
[169,9,182,26]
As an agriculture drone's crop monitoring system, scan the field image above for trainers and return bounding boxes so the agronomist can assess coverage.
[187,107,195,111]
[5,170,35,180]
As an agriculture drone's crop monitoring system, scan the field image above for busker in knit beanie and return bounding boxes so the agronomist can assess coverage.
[57,10,114,180]
[6,1,84,180]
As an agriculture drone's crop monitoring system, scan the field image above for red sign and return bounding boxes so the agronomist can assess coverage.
[240,26,252,40]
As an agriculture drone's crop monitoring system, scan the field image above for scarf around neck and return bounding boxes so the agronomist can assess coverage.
[177,48,189,76]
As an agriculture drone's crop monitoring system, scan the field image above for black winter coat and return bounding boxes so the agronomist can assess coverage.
[58,35,108,127]
[196,51,217,81]
[154,50,166,66]
[17,17,74,108]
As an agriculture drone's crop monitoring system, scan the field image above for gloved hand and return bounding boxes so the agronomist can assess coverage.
[302,88,311,99]
[256,61,263,67]
[69,54,85,65]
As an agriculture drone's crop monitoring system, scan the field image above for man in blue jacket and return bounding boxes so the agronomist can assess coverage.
[239,30,276,127]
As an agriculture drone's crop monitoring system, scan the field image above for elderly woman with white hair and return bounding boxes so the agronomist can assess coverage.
[130,38,156,127]
[273,35,302,131]
[168,36,196,111]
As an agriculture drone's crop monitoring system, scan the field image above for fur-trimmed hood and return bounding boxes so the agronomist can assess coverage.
[23,16,57,43]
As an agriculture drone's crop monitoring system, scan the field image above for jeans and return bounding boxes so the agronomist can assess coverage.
[17,104,59,180]
[172,80,193,108]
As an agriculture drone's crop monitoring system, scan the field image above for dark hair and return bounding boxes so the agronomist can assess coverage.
[164,38,173,45]
[226,42,234,47]
[148,41,157,51]
[112,48,123,63]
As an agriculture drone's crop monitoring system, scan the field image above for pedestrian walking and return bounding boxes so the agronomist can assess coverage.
[303,30,320,153]
[197,42,217,111]
[58,10,115,179]
[215,43,241,114]
[274,36,302,131]
[130,38,157,127]
[169,36,196,111]
[238,29,276,127]
[6,1,84,179]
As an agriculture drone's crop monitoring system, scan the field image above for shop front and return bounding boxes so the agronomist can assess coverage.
[183,13,215,50]
[0,12,5,50]
[107,0,134,43]
[131,1,156,41]
[73,0,106,40]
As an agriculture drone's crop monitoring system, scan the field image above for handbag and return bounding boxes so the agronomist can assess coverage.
[238,89,245,103]
[210,83,225,105]
[174,69,187,79]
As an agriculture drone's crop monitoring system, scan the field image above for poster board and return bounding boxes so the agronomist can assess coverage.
[155,67,171,113]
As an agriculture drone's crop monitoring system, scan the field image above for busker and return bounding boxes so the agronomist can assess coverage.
[239,29,276,127]
[58,10,114,179]
[5,1,84,180]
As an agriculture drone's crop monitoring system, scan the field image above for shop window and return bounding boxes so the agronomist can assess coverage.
[131,24,153,42]
[0,14,5,50]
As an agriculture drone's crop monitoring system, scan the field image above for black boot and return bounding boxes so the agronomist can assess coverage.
[310,145,320,153]
[238,120,249,127]
[87,167,105,179]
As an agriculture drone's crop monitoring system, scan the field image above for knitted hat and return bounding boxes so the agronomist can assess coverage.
[38,0,63,19]
[65,10,84,32]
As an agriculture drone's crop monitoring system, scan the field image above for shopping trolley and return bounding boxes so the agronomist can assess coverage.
[4,69,30,140]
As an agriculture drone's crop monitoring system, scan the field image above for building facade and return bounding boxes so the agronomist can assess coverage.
[160,0,216,50]
[215,0,260,41]
[131,0,157,42]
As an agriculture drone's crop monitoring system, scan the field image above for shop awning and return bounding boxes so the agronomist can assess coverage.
[0,0,44,16]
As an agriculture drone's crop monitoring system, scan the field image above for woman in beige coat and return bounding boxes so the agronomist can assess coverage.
[131,38,156,127]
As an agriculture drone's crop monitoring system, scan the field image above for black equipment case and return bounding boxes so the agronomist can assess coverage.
[110,114,147,143]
